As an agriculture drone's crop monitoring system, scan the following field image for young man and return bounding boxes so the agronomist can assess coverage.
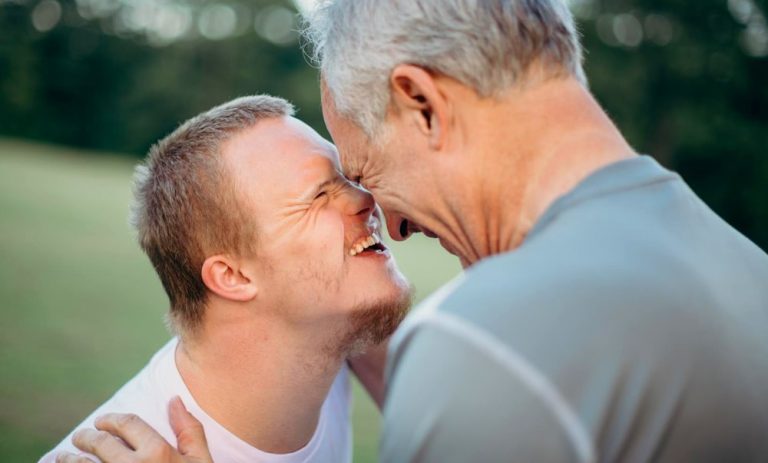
[42,95,410,463]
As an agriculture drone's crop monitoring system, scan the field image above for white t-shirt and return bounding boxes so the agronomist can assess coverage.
[40,338,352,463]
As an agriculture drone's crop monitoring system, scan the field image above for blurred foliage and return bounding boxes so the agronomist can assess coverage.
[0,0,324,155]
[577,0,768,251]
[0,0,766,251]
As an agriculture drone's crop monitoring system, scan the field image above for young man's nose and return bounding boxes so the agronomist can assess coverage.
[342,186,375,218]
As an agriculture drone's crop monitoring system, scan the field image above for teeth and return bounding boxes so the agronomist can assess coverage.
[349,233,381,256]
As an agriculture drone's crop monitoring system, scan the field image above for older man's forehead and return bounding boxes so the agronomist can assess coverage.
[317,83,371,179]
[336,147,352,172]
[336,143,369,180]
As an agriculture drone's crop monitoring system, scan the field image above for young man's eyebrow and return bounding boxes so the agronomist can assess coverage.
[303,178,335,199]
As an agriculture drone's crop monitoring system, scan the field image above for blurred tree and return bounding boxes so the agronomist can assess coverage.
[575,0,768,250]
[0,0,323,154]
[0,0,766,250]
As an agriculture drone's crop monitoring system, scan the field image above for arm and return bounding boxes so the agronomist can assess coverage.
[347,338,389,410]
[55,397,214,463]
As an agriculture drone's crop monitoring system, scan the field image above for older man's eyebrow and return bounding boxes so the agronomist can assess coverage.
[340,166,360,182]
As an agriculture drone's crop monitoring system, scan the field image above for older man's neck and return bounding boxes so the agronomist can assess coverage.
[462,76,636,262]
[175,311,346,454]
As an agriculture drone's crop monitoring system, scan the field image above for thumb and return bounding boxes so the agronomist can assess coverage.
[169,396,213,463]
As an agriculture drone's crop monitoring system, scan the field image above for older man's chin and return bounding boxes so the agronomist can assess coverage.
[341,287,413,357]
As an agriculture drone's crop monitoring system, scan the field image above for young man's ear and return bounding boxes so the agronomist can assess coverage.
[200,255,258,302]
[389,64,449,150]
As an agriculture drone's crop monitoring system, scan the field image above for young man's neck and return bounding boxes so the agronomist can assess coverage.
[453,76,636,265]
[175,308,347,453]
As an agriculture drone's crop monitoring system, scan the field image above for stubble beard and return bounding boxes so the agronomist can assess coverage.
[335,285,413,357]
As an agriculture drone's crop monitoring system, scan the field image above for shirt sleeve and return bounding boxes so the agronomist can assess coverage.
[381,317,589,463]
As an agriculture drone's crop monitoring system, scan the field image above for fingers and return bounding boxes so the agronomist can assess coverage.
[55,453,95,463]
[93,413,163,451]
[71,428,131,461]
[168,397,213,462]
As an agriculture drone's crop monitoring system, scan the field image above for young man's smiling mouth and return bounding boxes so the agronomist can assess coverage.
[348,231,388,256]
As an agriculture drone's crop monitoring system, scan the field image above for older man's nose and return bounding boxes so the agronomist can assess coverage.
[385,213,411,241]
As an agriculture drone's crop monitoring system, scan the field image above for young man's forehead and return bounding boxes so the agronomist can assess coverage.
[297,152,340,182]
[223,115,334,160]
[264,134,344,202]
[220,120,332,200]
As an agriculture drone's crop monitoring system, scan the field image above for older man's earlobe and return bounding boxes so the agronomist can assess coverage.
[389,64,448,151]
[200,255,258,302]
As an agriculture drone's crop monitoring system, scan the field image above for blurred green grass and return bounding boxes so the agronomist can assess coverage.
[0,138,461,463]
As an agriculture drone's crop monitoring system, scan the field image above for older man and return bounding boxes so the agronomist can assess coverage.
[45,95,410,463]
[68,0,768,462]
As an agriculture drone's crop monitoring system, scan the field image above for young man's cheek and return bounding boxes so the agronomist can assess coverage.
[314,212,347,259]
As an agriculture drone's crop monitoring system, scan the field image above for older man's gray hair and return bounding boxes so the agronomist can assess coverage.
[303,0,585,137]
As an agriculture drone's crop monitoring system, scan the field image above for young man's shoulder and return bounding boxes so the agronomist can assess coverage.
[38,339,179,463]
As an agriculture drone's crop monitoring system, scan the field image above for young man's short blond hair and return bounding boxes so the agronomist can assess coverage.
[130,95,295,335]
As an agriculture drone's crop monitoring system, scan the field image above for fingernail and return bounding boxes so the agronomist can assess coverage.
[170,395,184,409]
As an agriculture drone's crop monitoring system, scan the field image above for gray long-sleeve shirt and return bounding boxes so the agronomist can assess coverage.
[383,156,768,463]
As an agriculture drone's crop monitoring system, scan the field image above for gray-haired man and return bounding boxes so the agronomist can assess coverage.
[70,0,768,462]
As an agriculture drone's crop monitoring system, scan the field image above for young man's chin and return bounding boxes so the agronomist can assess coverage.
[341,288,413,356]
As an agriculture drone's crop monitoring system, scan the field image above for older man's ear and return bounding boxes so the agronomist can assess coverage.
[200,255,258,302]
[389,64,450,151]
